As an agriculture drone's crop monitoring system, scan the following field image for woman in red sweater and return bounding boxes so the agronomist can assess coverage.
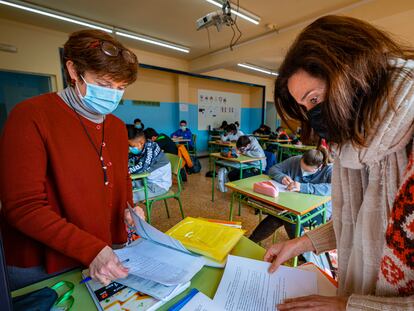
[0,29,144,289]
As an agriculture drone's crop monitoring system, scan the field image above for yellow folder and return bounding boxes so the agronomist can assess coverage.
[165,217,245,262]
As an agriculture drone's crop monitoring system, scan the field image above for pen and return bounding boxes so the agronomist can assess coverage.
[168,288,199,311]
[80,259,130,284]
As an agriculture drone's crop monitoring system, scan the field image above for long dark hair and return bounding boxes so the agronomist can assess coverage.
[274,15,414,147]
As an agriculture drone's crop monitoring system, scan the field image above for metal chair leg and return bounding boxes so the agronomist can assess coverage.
[163,200,170,218]
[176,197,185,219]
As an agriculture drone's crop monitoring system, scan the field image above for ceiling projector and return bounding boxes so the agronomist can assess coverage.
[196,11,231,31]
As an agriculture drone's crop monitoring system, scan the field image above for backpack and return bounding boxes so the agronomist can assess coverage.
[188,155,202,174]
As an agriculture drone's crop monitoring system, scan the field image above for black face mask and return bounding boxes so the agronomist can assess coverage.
[306,104,330,140]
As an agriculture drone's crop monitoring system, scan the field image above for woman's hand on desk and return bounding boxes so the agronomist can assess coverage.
[124,205,145,226]
[89,246,129,285]
[264,236,315,273]
[278,295,348,311]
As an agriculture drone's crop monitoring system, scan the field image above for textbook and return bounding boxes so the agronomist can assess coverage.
[82,270,189,311]
[165,217,245,263]
[114,208,205,287]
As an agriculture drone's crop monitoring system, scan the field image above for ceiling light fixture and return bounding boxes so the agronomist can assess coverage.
[205,0,260,25]
[0,0,191,53]
[0,0,113,33]
[115,30,190,54]
[238,63,278,76]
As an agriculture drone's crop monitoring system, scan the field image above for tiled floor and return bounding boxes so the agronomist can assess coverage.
[143,158,287,250]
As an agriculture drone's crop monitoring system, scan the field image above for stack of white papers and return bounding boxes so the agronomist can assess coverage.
[213,255,318,311]
[114,208,205,300]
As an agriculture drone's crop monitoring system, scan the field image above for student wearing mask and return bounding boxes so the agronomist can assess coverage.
[0,30,144,289]
[227,136,267,181]
[144,127,178,155]
[127,126,172,202]
[275,126,289,140]
[133,118,144,130]
[253,124,272,136]
[265,15,414,309]
[250,148,332,242]
[171,120,194,149]
[221,123,244,142]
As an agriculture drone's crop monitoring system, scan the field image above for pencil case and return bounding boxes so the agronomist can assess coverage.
[253,181,279,198]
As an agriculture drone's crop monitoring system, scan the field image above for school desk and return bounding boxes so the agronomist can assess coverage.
[11,237,265,311]
[130,172,150,220]
[226,174,331,266]
[210,152,265,202]
[172,137,191,149]
[207,140,237,155]
[277,144,316,162]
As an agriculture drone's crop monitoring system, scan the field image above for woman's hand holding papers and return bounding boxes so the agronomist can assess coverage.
[264,236,315,273]
[277,295,348,310]
[124,205,145,227]
[89,246,129,285]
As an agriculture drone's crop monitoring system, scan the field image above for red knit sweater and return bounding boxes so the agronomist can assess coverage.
[0,93,132,273]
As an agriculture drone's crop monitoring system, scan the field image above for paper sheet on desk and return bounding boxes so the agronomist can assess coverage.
[269,180,287,192]
[180,291,223,311]
[213,255,317,311]
[115,238,204,286]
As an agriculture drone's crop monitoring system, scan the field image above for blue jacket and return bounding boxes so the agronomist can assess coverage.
[268,155,332,217]
[171,128,193,147]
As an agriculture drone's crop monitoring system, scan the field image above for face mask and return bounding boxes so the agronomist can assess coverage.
[129,146,141,155]
[135,124,142,129]
[77,76,124,115]
[301,168,317,177]
[180,126,187,131]
[307,104,330,140]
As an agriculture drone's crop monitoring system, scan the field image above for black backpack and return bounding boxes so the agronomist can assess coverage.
[188,155,202,174]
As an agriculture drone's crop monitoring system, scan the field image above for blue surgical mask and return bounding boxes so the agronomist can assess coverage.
[180,126,187,131]
[77,76,124,115]
[135,124,142,129]
[129,146,141,155]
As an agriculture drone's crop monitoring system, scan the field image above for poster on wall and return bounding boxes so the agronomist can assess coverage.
[197,89,241,131]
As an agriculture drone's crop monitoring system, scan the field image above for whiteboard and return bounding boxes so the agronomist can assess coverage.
[197,89,241,131]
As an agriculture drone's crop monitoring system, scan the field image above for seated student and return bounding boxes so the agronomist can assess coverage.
[249,147,332,243]
[144,128,178,155]
[134,118,144,130]
[217,120,228,131]
[227,135,267,181]
[253,124,272,135]
[221,123,244,142]
[275,126,289,140]
[234,121,240,131]
[127,125,172,202]
[171,120,194,149]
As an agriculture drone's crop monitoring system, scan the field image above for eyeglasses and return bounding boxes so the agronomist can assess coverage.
[90,40,137,64]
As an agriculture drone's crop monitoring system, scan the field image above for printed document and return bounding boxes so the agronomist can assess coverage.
[213,255,317,311]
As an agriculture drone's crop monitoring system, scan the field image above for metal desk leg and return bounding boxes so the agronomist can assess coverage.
[229,191,236,220]
[293,214,302,267]
[143,177,151,224]
[238,164,243,215]
[212,157,216,202]
[322,203,327,223]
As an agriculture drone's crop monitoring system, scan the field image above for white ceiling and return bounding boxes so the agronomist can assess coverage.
[0,0,413,77]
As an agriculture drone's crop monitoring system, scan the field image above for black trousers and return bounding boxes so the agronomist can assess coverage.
[249,208,325,243]
[227,168,260,182]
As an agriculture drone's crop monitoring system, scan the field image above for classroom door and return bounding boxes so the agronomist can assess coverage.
[265,101,280,132]
[0,70,53,131]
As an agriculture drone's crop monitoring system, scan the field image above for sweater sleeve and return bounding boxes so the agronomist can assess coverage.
[268,158,292,183]
[305,221,337,254]
[300,182,332,196]
[347,294,414,310]
[0,105,107,266]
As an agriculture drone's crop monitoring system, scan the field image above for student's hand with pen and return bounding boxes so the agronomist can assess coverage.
[286,181,301,192]
[281,176,293,186]
[89,246,129,285]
